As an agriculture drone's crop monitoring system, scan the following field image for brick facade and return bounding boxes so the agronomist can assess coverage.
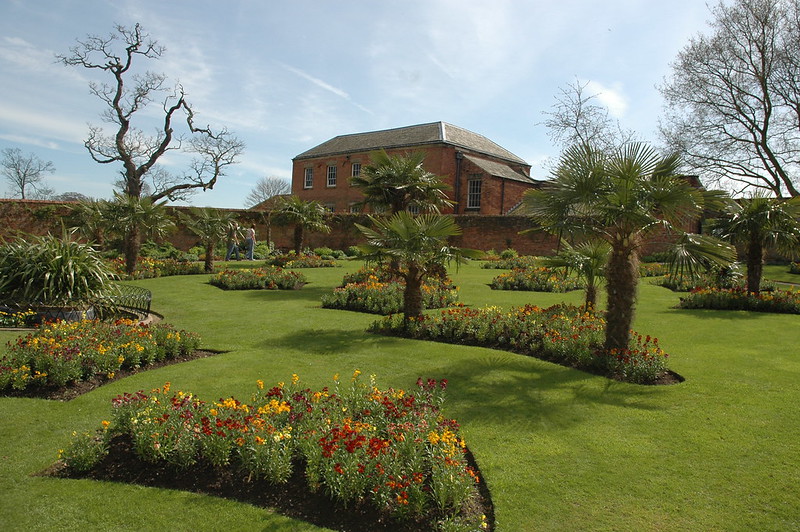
[292,122,542,215]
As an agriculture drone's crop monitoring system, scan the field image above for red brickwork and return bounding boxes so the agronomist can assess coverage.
[0,200,705,258]
[292,145,539,215]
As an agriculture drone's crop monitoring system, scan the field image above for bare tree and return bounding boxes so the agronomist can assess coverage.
[57,23,245,202]
[660,0,800,198]
[57,23,245,270]
[1,148,55,199]
[244,176,291,208]
[541,78,636,155]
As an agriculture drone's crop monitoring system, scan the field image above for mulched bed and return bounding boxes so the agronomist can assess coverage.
[41,435,495,532]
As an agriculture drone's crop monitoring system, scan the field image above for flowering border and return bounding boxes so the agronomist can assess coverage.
[57,373,489,531]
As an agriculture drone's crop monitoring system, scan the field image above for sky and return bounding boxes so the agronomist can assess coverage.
[0,0,715,209]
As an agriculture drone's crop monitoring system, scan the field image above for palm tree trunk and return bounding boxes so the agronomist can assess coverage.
[403,266,424,321]
[123,226,141,276]
[604,239,639,353]
[585,283,598,313]
[294,225,303,254]
[204,242,214,273]
[746,236,763,294]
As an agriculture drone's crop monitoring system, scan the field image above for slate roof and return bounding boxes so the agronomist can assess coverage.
[294,121,529,166]
[462,154,541,184]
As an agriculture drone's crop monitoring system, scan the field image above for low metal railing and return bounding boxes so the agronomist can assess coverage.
[96,284,152,319]
[0,284,153,324]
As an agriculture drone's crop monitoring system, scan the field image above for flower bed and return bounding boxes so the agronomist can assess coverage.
[109,257,207,279]
[639,263,669,277]
[480,256,540,270]
[0,308,37,328]
[369,304,671,384]
[678,287,800,314]
[0,319,201,391]
[489,267,583,292]
[321,276,460,315]
[57,373,488,531]
[209,267,307,290]
[654,272,777,292]
[265,253,337,268]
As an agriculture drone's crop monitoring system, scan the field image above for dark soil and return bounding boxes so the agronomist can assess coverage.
[41,434,495,532]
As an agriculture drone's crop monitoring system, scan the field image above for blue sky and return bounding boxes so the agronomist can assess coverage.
[0,0,713,208]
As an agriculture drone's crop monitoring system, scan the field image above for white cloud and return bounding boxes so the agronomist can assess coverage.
[584,80,628,118]
[279,62,373,115]
[0,134,61,151]
[0,103,87,146]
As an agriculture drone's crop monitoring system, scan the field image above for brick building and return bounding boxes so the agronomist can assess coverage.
[291,121,543,214]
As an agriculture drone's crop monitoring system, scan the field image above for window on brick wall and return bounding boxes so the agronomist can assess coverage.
[324,203,335,212]
[351,162,361,178]
[407,204,420,215]
[304,167,313,189]
[467,178,482,209]
[327,165,337,187]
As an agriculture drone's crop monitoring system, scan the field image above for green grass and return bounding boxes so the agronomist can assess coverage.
[2,260,799,530]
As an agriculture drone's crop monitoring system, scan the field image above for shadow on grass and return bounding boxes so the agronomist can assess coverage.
[435,350,669,431]
[267,327,404,355]
[657,306,779,320]
[210,283,331,303]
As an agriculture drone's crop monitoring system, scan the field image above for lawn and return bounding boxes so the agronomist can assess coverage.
[1,260,798,531]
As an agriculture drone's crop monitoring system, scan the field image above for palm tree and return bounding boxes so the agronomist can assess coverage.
[273,196,331,254]
[105,194,175,276]
[69,198,110,248]
[542,239,610,312]
[523,142,735,353]
[350,151,453,214]
[710,195,800,293]
[179,208,238,272]
[356,212,481,320]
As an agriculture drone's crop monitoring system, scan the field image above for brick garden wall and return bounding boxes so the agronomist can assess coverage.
[0,199,695,257]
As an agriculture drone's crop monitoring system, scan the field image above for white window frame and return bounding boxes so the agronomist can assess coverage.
[467,178,482,209]
[304,167,313,189]
[351,162,361,178]
[327,165,337,187]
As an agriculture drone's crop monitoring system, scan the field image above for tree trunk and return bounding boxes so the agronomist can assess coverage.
[604,238,639,353]
[204,242,214,273]
[746,236,763,294]
[585,283,598,313]
[403,266,425,321]
[294,225,303,254]
[124,226,141,276]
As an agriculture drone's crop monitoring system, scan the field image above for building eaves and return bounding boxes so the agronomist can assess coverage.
[294,121,529,166]
[462,154,541,184]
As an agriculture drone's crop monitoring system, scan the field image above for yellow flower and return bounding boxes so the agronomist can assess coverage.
[256,379,264,390]
[101,420,110,430]
[292,373,299,385]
